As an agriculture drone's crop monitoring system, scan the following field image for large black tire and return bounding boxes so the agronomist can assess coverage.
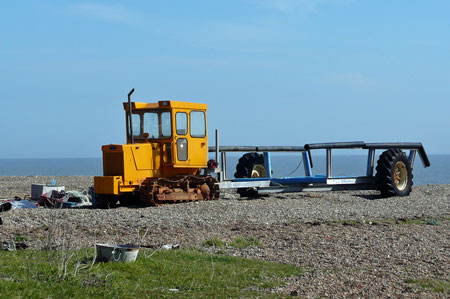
[234,153,266,197]
[234,153,266,178]
[375,149,413,197]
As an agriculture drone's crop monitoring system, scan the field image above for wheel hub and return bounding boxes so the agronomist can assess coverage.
[251,164,266,178]
[393,161,408,190]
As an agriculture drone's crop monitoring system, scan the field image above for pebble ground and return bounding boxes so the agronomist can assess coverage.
[1,176,449,297]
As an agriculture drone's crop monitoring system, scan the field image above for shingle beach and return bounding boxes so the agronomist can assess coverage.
[1,176,449,297]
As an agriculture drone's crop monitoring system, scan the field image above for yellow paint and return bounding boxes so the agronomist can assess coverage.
[123,101,207,111]
[94,100,208,196]
[94,176,121,195]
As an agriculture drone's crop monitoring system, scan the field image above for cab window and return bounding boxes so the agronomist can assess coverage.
[131,114,141,136]
[128,110,172,140]
[176,112,188,135]
[190,111,206,138]
[143,112,159,138]
[161,112,172,137]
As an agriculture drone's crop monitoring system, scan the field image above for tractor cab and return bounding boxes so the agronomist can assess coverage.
[124,100,208,170]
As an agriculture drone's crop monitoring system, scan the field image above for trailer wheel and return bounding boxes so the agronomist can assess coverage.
[234,153,266,196]
[375,149,413,197]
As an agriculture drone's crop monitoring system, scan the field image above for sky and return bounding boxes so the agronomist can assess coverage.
[0,0,449,158]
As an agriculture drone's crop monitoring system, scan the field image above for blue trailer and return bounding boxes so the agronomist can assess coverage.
[208,131,430,197]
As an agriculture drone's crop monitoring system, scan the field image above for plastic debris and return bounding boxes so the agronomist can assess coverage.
[1,241,15,251]
[40,189,92,208]
[96,244,140,262]
[0,202,12,212]
[64,190,91,206]
[31,184,65,200]
[1,241,28,251]
[10,200,38,209]
[162,244,180,250]
[0,201,13,225]
[1,187,92,210]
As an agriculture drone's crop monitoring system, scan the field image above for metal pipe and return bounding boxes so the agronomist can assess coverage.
[221,151,227,180]
[307,149,314,168]
[263,152,272,178]
[326,149,332,178]
[215,129,219,165]
[215,129,221,181]
[208,145,305,152]
[302,151,312,176]
[364,142,425,149]
[408,150,417,169]
[127,88,135,144]
[365,142,430,167]
[366,149,376,177]
[305,141,365,150]
[208,142,431,168]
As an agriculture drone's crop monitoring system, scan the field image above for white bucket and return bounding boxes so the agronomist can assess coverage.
[96,244,140,262]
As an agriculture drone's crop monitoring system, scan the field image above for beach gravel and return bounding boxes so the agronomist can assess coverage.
[1,176,449,297]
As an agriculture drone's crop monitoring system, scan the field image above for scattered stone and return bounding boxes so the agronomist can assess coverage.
[0,176,449,297]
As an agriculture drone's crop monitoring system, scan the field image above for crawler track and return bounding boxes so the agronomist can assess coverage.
[139,175,219,206]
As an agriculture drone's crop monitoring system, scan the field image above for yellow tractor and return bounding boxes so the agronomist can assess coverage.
[94,89,219,206]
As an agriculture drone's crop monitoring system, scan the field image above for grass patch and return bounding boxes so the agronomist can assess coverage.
[404,278,450,293]
[391,217,443,226]
[202,238,225,248]
[13,235,29,242]
[424,218,442,226]
[229,237,262,249]
[379,218,426,225]
[0,247,303,298]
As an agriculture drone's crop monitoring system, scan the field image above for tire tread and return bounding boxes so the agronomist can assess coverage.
[375,149,413,197]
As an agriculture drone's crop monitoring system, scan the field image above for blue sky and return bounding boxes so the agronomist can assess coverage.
[0,0,449,158]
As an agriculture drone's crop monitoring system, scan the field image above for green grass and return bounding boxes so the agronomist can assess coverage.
[383,217,443,226]
[377,218,426,225]
[13,235,29,242]
[404,278,450,294]
[0,248,303,298]
[424,218,442,226]
[229,237,262,248]
[202,237,225,248]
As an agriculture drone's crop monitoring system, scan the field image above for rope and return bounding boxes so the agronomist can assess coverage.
[287,157,304,176]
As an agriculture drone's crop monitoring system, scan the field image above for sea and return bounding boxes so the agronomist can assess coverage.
[0,154,449,186]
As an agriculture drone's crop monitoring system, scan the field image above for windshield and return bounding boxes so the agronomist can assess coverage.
[128,110,172,140]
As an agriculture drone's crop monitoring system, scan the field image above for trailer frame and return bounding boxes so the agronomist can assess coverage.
[208,130,430,194]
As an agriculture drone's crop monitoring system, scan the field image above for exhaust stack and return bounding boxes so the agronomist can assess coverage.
[128,88,135,144]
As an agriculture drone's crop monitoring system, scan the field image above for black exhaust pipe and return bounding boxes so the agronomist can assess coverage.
[128,88,135,144]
